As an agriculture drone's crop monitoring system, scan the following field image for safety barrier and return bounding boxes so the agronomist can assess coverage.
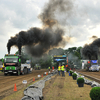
[21,70,58,100]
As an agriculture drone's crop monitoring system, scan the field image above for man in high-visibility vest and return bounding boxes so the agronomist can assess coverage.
[61,64,65,77]
[48,67,50,71]
[58,65,61,75]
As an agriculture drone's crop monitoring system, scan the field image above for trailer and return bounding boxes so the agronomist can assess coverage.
[3,54,32,76]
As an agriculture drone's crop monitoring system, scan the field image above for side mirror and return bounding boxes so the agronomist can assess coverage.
[19,59,21,62]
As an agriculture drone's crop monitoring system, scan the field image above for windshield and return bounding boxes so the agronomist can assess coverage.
[5,58,18,63]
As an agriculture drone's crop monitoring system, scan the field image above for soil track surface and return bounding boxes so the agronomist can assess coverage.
[77,69,100,83]
[0,69,48,100]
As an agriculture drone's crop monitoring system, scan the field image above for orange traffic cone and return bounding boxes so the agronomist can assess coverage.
[14,83,17,91]
[33,78,35,81]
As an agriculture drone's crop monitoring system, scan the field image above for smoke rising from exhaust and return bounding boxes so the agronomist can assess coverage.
[39,0,74,27]
[7,0,75,56]
[82,36,99,60]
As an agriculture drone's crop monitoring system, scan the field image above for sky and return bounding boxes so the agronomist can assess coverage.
[0,0,100,58]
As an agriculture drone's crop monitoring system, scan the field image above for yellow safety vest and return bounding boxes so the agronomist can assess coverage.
[61,65,64,71]
[58,66,61,71]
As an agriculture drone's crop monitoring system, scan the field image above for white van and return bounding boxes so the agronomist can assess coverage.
[89,60,99,72]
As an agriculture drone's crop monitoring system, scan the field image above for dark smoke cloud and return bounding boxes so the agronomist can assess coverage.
[39,0,74,27]
[89,35,98,41]
[82,36,100,60]
[7,27,64,56]
[7,0,74,57]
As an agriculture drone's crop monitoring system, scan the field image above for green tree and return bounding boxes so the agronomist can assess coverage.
[74,47,82,60]
[39,56,52,69]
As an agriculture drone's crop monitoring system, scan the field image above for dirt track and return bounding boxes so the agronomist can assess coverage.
[78,69,100,79]
[0,69,48,100]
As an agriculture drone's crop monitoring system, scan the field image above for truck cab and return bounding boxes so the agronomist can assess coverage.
[4,54,21,75]
[89,60,99,72]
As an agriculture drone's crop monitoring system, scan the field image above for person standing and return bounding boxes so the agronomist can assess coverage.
[58,65,61,75]
[52,66,54,71]
[65,64,68,72]
[48,67,50,71]
[61,64,65,77]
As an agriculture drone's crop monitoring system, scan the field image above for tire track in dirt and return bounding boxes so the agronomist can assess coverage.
[0,69,48,100]
[0,69,47,85]
[77,71,100,80]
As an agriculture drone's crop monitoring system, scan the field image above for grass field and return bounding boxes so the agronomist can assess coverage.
[43,73,92,100]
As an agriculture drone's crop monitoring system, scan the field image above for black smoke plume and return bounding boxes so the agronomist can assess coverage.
[7,0,74,56]
[82,36,100,60]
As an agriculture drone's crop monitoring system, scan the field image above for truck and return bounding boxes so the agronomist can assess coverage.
[3,54,32,76]
[34,64,41,70]
[89,60,99,72]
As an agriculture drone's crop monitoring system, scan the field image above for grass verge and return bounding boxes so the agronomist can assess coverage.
[43,73,92,100]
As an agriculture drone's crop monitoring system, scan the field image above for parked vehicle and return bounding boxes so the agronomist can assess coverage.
[3,54,32,76]
[89,60,99,72]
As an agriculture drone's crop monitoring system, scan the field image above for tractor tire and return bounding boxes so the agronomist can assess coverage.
[4,73,7,76]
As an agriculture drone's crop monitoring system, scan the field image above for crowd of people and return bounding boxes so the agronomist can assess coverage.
[48,64,70,77]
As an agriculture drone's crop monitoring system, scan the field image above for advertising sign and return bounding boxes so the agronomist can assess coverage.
[53,55,66,62]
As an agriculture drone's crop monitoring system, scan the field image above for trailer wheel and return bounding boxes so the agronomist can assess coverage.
[22,71,24,75]
[27,69,30,74]
[23,68,28,74]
